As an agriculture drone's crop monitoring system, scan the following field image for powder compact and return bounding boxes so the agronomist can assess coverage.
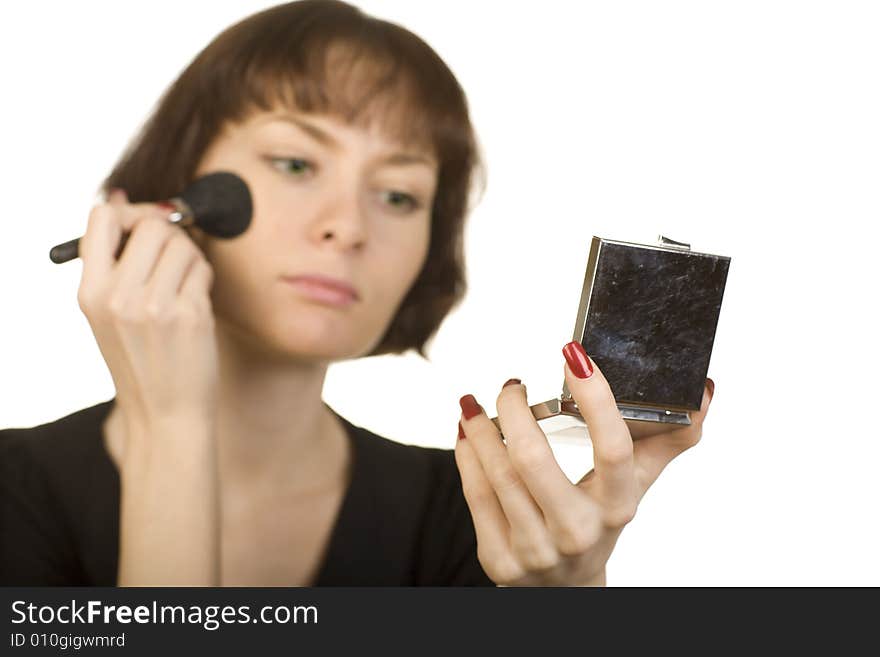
[491,235,731,442]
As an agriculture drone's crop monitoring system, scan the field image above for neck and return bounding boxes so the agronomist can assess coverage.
[211,318,348,495]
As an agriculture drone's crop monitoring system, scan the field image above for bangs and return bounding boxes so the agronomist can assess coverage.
[208,4,470,161]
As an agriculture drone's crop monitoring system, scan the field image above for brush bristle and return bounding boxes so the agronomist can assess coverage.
[181,172,252,238]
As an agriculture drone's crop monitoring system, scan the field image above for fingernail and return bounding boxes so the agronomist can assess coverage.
[707,378,715,395]
[459,394,482,420]
[156,201,176,211]
[502,378,521,388]
[562,341,593,379]
[457,421,466,440]
[109,187,127,201]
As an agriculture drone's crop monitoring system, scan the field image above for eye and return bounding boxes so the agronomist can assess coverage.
[381,190,422,213]
[268,157,314,177]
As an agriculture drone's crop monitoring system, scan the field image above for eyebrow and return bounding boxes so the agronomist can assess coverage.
[265,113,436,168]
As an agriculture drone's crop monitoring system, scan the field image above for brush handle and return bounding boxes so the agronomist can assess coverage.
[49,238,82,264]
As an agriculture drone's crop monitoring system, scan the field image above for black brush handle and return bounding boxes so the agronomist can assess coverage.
[49,232,132,264]
[49,238,81,264]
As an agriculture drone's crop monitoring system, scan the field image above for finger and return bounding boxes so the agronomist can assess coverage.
[107,187,127,204]
[180,257,214,304]
[79,202,125,291]
[459,394,560,572]
[105,189,173,233]
[113,215,179,288]
[147,231,202,302]
[562,341,638,527]
[454,425,520,583]
[576,468,595,487]
[632,378,714,499]
[107,192,177,260]
[496,381,593,540]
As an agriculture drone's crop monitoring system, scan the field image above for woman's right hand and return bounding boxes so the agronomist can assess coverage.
[76,190,222,585]
[76,188,220,434]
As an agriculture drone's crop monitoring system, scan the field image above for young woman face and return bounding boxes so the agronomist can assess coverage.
[191,108,438,362]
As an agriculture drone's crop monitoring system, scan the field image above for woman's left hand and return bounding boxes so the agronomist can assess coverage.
[454,341,715,586]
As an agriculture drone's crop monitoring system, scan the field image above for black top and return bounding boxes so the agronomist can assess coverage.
[0,399,495,586]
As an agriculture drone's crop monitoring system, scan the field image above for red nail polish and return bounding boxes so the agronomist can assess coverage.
[457,421,466,440]
[459,394,482,420]
[562,341,593,379]
[156,201,176,211]
[503,378,522,388]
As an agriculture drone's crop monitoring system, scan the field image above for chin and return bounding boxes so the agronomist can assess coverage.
[261,318,378,363]
[218,302,387,362]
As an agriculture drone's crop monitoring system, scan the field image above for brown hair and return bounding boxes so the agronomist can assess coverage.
[101,0,485,359]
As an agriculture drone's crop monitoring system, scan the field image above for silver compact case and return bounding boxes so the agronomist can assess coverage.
[490,235,731,442]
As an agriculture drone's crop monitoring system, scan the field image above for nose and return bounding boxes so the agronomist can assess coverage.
[309,186,367,251]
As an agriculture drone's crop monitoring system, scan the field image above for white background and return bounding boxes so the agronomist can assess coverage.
[1,1,877,585]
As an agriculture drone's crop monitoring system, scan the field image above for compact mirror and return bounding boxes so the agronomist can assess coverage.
[491,235,731,443]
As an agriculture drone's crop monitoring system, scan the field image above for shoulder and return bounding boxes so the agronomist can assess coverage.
[0,399,117,520]
[0,400,116,585]
[0,399,115,478]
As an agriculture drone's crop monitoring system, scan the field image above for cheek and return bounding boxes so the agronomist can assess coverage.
[376,226,430,299]
[411,224,432,278]
[200,234,268,315]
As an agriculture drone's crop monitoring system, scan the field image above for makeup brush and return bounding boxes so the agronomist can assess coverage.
[48,171,252,264]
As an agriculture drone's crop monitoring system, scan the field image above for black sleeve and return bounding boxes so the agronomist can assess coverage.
[0,431,84,585]
[415,449,496,586]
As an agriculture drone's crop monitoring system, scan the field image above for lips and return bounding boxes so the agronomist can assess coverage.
[281,274,359,301]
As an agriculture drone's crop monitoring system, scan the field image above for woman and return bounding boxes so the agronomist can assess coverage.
[0,0,714,586]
